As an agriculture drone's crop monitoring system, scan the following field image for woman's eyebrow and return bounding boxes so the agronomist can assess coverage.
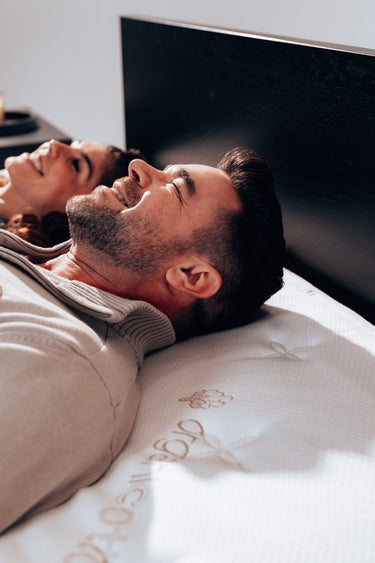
[72,141,93,179]
[82,153,92,179]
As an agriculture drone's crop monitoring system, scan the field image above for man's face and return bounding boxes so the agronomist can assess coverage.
[66,159,242,275]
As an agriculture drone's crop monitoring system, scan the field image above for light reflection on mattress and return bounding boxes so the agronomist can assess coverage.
[1,270,374,563]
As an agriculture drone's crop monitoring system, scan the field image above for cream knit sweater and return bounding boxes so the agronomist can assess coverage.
[0,230,175,533]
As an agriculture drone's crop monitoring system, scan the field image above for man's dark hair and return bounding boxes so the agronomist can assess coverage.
[176,147,285,339]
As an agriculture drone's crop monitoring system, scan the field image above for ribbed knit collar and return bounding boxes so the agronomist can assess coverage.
[0,230,176,361]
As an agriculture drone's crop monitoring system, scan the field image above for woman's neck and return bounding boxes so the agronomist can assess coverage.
[0,169,9,188]
[0,171,33,220]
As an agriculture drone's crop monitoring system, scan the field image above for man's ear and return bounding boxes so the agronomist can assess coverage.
[166,259,222,299]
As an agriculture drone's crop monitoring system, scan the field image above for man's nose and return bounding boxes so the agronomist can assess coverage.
[128,159,163,189]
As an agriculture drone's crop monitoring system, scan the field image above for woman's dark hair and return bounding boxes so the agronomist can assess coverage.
[5,146,145,246]
[175,147,286,339]
[6,214,50,247]
[99,146,145,188]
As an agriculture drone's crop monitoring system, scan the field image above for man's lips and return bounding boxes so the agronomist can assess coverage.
[112,186,128,207]
[111,177,140,208]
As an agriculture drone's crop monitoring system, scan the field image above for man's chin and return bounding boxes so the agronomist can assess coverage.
[66,200,124,257]
[66,192,89,212]
[66,189,116,216]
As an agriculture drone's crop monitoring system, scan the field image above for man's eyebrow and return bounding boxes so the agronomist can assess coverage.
[82,153,93,180]
[178,168,196,197]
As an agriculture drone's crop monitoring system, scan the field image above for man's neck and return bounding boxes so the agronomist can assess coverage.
[39,245,186,323]
[40,249,133,297]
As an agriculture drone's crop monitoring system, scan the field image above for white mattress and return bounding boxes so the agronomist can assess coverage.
[1,270,374,562]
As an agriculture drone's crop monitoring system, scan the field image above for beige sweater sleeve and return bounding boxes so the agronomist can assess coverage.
[0,332,140,534]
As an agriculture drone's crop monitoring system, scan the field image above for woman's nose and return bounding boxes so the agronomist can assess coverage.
[128,159,162,189]
[48,139,65,160]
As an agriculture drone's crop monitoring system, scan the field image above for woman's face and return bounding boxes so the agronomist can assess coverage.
[5,139,111,215]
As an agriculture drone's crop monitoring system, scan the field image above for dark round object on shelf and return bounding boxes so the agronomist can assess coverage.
[0,110,39,136]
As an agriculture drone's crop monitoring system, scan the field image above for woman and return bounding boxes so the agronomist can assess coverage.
[0,139,142,245]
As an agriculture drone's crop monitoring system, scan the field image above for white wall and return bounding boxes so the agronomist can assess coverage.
[1,0,374,149]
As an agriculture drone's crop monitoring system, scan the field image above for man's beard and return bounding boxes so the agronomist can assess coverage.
[66,196,189,275]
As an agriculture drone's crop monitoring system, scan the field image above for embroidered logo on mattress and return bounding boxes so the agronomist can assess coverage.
[178,388,233,408]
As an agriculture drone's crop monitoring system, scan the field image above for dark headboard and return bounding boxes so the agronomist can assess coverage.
[121,16,375,324]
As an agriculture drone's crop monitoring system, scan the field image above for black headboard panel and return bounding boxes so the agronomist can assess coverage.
[121,16,375,323]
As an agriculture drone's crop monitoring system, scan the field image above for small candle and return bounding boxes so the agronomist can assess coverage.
[0,92,4,123]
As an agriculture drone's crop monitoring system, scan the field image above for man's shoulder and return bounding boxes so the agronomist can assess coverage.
[0,257,140,379]
[0,241,176,358]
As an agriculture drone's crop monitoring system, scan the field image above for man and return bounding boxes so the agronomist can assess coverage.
[0,147,285,533]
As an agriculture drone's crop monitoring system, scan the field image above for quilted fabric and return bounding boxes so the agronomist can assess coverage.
[1,270,374,563]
